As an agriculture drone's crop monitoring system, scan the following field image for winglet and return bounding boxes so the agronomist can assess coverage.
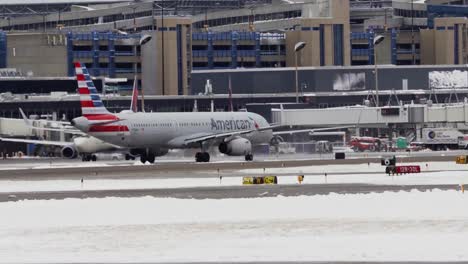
[19,108,32,126]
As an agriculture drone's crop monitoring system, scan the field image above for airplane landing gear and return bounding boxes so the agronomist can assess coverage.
[245,153,253,161]
[195,142,210,162]
[81,154,97,162]
[147,153,155,164]
[195,152,210,162]
[140,152,155,164]
[140,154,147,164]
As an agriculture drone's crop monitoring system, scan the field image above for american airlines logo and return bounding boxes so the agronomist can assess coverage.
[211,118,253,130]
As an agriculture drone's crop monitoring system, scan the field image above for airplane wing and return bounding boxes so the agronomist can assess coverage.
[182,125,276,145]
[272,125,355,135]
[0,137,71,147]
[182,125,353,145]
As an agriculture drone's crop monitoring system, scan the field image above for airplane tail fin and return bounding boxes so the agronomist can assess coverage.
[228,75,233,112]
[74,62,117,121]
[130,76,138,113]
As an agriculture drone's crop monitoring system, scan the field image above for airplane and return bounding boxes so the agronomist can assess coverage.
[71,62,351,163]
[0,77,142,162]
[71,62,274,163]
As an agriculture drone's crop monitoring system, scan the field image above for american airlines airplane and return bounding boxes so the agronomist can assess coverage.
[71,62,274,163]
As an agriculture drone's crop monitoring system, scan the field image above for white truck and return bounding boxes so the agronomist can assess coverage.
[417,128,468,150]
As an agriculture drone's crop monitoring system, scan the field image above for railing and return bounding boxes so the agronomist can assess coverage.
[260,50,285,56]
[114,51,135,56]
[89,68,110,76]
[260,33,285,40]
[351,49,370,56]
[213,50,231,57]
[192,50,209,57]
[192,33,208,41]
[73,51,93,58]
[397,49,420,55]
[237,50,256,57]
[115,68,138,73]
[350,32,370,40]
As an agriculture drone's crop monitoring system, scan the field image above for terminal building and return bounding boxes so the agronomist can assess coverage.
[0,0,467,115]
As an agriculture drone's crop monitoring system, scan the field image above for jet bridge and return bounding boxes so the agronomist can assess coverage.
[271,103,468,127]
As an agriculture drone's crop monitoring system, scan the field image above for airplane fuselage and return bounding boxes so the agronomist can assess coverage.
[74,111,272,151]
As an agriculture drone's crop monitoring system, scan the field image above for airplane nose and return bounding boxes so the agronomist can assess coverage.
[72,116,90,132]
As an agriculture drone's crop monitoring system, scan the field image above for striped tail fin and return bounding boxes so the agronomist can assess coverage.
[74,62,118,121]
[130,76,138,113]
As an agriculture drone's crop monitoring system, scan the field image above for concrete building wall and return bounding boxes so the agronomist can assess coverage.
[420,29,435,65]
[141,17,191,95]
[419,17,468,65]
[284,0,351,67]
[7,33,67,77]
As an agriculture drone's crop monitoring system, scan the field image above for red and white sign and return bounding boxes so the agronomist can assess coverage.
[395,165,421,174]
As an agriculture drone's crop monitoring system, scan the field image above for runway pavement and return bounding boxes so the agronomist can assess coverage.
[1,183,460,202]
[0,154,461,179]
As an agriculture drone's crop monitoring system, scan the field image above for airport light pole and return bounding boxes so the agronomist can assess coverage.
[138,34,153,112]
[294,41,306,104]
[373,35,385,107]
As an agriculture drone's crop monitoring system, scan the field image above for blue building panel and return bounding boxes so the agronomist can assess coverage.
[255,32,261,67]
[454,24,459,64]
[319,24,325,66]
[391,28,397,65]
[231,31,238,68]
[0,32,6,69]
[368,30,375,65]
[66,32,73,76]
[333,24,344,66]
[92,31,99,76]
[108,32,115,78]
[428,4,468,29]
[207,32,214,69]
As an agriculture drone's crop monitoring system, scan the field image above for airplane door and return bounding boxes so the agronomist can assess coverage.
[118,123,130,147]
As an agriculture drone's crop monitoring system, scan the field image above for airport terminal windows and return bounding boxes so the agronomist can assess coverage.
[393,8,427,18]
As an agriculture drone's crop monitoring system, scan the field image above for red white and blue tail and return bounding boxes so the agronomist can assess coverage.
[130,76,138,113]
[74,62,118,121]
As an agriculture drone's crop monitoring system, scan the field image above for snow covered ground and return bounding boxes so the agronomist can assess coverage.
[0,161,467,193]
[1,191,468,262]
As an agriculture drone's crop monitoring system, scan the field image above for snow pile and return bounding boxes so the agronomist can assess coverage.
[429,70,468,89]
[1,191,468,262]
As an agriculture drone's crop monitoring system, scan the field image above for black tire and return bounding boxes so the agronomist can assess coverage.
[140,155,147,164]
[147,153,156,164]
[195,152,202,162]
[81,156,86,162]
[91,155,97,162]
[203,152,210,162]
[125,154,131,160]
[245,154,253,161]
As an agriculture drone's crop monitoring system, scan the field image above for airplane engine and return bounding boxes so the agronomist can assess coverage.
[61,145,78,159]
[219,138,252,156]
